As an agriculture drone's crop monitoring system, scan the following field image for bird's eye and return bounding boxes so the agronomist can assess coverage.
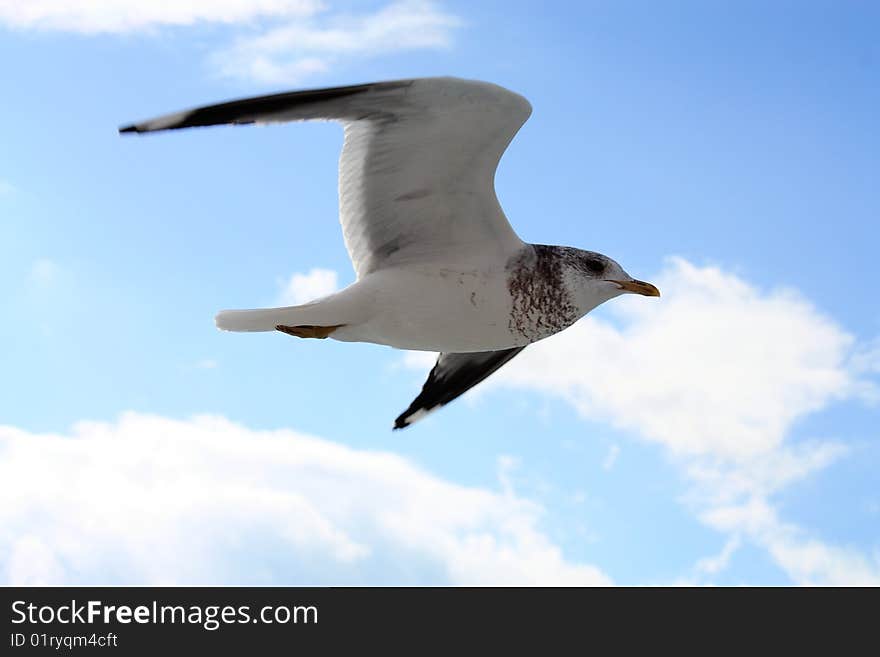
[582,256,605,275]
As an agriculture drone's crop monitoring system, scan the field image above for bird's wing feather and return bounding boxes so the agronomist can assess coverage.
[120,77,531,277]
[394,347,525,429]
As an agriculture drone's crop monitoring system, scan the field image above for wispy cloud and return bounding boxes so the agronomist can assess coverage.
[694,535,741,577]
[277,267,339,305]
[0,413,610,585]
[213,1,463,84]
[601,444,620,471]
[0,179,15,196]
[699,493,880,585]
[0,0,320,34]
[0,1,462,84]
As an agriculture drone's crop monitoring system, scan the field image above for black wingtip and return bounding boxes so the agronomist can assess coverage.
[392,417,409,431]
[118,124,139,134]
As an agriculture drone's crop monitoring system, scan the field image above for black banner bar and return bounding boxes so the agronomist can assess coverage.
[1,586,873,653]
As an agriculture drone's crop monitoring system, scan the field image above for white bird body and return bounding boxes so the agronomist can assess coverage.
[333,262,520,352]
[216,250,622,353]
[213,262,512,351]
[121,76,659,427]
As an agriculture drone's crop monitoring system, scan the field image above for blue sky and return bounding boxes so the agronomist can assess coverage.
[1,0,878,585]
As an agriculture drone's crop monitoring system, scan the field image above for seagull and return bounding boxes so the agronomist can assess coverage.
[120,77,659,429]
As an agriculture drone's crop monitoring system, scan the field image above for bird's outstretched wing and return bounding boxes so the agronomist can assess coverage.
[120,77,532,278]
[394,347,525,429]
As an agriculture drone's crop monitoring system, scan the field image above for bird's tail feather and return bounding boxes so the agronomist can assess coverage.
[215,304,330,332]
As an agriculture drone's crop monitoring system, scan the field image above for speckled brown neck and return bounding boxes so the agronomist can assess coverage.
[505,245,581,342]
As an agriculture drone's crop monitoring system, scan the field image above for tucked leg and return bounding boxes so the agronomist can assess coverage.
[276,324,344,339]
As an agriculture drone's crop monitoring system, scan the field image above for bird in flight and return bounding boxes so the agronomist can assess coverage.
[120,77,659,429]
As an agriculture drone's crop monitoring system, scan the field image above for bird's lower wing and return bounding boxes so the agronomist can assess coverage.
[394,347,526,429]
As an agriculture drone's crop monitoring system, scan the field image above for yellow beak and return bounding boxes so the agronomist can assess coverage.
[608,279,661,297]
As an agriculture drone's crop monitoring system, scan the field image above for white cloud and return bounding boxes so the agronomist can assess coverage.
[480,256,879,585]
[214,0,463,84]
[694,535,741,577]
[277,267,339,305]
[194,358,218,370]
[0,179,14,195]
[850,338,880,404]
[0,413,610,585]
[601,444,620,471]
[700,498,880,585]
[0,1,462,84]
[0,0,320,34]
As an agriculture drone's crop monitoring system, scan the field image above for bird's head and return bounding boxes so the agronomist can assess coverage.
[566,249,660,310]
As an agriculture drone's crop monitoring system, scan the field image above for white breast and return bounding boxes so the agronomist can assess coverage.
[332,263,522,352]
